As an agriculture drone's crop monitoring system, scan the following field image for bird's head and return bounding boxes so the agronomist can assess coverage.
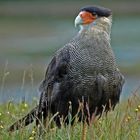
[75,5,112,34]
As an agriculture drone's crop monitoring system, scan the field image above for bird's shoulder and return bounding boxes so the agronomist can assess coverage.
[39,45,71,92]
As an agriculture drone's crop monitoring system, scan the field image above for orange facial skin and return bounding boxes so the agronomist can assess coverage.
[80,11,96,25]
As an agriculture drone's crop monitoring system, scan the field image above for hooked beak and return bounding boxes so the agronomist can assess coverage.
[75,14,83,28]
[75,11,96,28]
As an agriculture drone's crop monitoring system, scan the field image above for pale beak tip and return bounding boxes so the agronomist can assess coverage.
[74,14,83,28]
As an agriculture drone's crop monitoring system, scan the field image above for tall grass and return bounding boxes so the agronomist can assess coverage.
[0,66,140,139]
[0,92,140,140]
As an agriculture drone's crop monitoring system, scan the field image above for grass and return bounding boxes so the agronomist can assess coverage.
[0,66,140,139]
[0,52,140,140]
[0,92,140,140]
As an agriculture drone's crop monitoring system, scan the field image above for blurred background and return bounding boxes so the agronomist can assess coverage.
[0,0,140,103]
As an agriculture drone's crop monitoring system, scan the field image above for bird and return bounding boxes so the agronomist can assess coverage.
[8,5,124,131]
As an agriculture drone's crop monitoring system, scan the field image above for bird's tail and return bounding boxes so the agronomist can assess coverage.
[8,106,38,132]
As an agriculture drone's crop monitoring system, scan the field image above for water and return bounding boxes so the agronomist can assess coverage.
[0,16,140,104]
[112,16,140,66]
[0,85,39,103]
[121,76,140,99]
[0,76,140,104]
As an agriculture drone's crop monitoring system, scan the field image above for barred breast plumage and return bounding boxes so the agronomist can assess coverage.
[49,28,124,116]
[8,5,124,131]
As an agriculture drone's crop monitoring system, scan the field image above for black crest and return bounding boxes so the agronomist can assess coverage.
[80,5,112,17]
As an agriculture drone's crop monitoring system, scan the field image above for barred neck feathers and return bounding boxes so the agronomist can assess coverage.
[79,16,112,38]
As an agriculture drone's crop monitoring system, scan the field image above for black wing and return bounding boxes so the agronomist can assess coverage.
[36,47,71,125]
[39,48,70,96]
[8,47,71,131]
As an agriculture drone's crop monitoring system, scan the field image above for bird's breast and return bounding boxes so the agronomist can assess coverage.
[68,36,116,77]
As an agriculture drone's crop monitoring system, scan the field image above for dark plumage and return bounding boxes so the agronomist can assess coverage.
[8,5,124,131]
[80,5,112,17]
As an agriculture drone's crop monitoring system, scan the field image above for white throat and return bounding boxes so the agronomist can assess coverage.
[78,22,96,32]
[75,15,112,36]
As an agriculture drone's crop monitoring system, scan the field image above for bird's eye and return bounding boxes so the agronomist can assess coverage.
[92,12,96,15]
[92,13,97,18]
